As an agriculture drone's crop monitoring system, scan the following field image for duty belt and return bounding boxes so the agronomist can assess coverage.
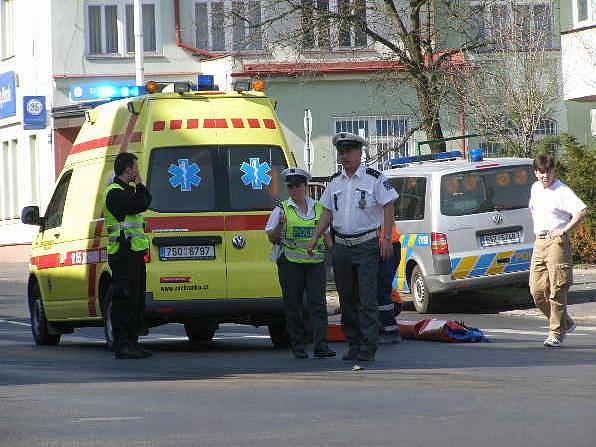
[536,231,549,239]
[334,229,378,246]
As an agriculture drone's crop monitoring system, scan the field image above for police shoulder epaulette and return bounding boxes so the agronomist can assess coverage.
[328,170,341,181]
[366,167,381,178]
[275,199,284,209]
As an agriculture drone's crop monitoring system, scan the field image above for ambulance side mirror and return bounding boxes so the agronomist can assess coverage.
[127,101,142,115]
[21,206,41,226]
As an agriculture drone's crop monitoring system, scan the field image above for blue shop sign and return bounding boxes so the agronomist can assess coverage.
[0,71,17,119]
[23,96,47,130]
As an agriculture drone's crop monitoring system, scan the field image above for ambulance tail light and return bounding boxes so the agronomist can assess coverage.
[431,232,449,255]
[144,251,151,263]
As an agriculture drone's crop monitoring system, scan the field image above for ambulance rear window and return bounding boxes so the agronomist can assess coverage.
[148,147,217,212]
[227,146,287,211]
[440,165,535,216]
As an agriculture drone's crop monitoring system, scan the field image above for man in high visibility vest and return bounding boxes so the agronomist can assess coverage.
[103,152,152,359]
[265,168,336,359]
[378,224,402,344]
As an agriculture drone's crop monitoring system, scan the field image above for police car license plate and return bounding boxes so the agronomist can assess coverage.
[159,245,215,260]
[480,231,521,248]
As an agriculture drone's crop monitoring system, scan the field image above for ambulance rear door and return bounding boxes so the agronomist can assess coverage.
[222,145,287,299]
[145,146,227,300]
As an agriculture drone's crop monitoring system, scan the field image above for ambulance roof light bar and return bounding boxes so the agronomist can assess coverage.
[69,81,146,102]
[385,150,463,168]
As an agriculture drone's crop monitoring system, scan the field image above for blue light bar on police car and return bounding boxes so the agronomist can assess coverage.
[385,150,463,168]
[69,80,145,102]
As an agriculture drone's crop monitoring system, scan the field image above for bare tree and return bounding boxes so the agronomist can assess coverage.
[457,0,561,157]
[229,0,488,154]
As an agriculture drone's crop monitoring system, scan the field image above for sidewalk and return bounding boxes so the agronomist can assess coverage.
[0,244,31,263]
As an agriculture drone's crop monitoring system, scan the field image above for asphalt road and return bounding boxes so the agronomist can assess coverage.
[1,262,596,447]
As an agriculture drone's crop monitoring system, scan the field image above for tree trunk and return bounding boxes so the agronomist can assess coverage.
[415,72,446,154]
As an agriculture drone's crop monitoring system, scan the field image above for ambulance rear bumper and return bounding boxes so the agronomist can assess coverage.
[144,292,284,319]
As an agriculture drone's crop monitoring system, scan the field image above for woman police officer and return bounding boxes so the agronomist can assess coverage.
[265,168,336,359]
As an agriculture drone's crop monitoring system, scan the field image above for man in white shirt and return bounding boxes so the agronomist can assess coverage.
[307,132,398,362]
[529,154,588,347]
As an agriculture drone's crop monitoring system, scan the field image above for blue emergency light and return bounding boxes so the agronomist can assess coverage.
[385,150,463,168]
[69,80,145,102]
[469,148,484,161]
[197,74,215,90]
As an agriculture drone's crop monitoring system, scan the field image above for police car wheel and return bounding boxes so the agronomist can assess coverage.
[28,280,61,346]
[184,324,216,345]
[411,266,436,314]
[268,321,291,348]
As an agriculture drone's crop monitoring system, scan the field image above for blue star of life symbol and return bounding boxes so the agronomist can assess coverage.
[168,159,201,192]
[240,157,271,189]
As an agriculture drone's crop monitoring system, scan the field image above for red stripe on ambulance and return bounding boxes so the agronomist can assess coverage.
[226,215,269,231]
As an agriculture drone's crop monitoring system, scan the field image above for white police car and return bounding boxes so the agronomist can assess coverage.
[384,150,536,313]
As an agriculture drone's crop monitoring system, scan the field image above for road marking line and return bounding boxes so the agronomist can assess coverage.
[2,320,31,327]
[71,417,144,423]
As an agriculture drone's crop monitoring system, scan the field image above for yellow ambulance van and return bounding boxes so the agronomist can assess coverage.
[21,78,294,348]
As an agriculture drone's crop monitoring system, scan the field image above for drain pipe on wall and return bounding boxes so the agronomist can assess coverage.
[173,0,227,59]
[134,0,144,85]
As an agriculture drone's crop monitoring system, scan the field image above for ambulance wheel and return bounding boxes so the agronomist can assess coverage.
[28,280,61,346]
[411,266,436,314]
[184,324,216,345]
[268,321,291,348]
[100,282,116,351]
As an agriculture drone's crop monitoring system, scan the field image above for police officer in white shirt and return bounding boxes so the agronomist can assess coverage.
[529,154,588,347]
[306,132,398,362]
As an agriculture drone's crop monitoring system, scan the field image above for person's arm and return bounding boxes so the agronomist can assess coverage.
[265,207,285,244]
[306,208,332,255]
[549,208,588,238]
[381,201,395,260]
[107,185,151,218]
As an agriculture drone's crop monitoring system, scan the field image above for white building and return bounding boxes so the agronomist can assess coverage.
[0,0,234,245]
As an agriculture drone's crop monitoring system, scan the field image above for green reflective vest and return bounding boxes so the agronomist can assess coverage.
[280,199,325,263]
[102,183,149,255]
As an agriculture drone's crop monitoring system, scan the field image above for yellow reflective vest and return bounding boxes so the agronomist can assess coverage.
[280,200,325,263]
[102,183,149,255]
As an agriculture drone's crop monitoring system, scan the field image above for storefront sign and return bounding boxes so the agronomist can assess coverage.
[23,96,47,130]
[0,71,17,119]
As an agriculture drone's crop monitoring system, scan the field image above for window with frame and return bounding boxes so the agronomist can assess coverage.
[574,0,596,25]
[86,1,158,56]
[302,0,366,49]
[194,0,262,52]
[1,0,14,59]
[390,177,427,221]
[333,115,411,170]
[472,1,554,51]
[44,171,72,230]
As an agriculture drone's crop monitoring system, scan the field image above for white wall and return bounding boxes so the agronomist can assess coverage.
[0,0,53,244]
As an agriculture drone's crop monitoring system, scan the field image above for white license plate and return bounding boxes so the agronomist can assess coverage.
[480,231,521,247]
[159,245,215,260]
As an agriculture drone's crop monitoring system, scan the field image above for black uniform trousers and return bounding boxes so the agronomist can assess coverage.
[108,249,146,350]
[332,238,380,354]
[276,254,329,352]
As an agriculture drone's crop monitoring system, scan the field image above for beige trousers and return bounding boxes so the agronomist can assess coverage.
[529,234,574,338]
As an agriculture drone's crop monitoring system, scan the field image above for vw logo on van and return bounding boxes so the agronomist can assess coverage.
[493,212,504,225]
[232,234,247,249]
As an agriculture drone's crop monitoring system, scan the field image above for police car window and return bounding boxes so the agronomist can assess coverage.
[390,177,426,220]
[441,166,535,216]
[147,148,217,212]
[44,171,72,230]
[227,146,287,211]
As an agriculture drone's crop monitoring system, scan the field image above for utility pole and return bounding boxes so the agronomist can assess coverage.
[134,0,144,86]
